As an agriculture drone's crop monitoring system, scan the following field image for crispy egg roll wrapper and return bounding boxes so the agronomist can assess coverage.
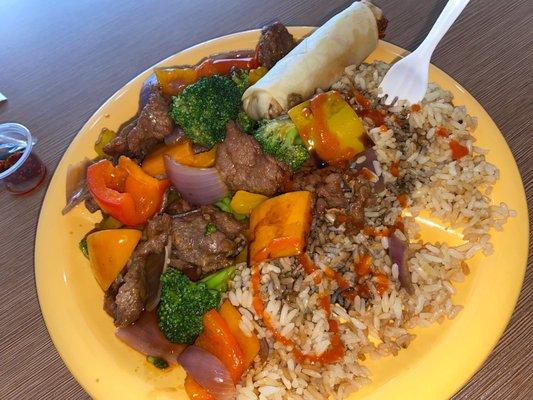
[243,1,382,120]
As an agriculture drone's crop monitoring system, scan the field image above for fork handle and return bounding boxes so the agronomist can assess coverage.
[415,0,470,58]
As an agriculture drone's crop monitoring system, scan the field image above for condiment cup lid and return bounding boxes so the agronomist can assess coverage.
[0,122,35,180]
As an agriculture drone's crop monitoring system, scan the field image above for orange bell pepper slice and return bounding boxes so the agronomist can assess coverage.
[184,376,215,400]
[195,309,245,383]
[186,302,259,398]
[249,191,313,265]
[219,300,260,371]
[86,156,169,226]
[86,229,141,290]
[155,57,259,96]
[142,139,216,177]
[154,67,198,96]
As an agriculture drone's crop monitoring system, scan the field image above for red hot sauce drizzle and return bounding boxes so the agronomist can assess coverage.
[298,252,322,284]
[361,214,406,238]
[389,160,400,177]
[251,254,345,365]
[373,273,390,296]
[435,126,449,137]
[449,140,469,160]
[354,92,385,126]
[250,250,393,365]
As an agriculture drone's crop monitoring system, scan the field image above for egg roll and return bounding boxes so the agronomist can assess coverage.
[243,1,384,120]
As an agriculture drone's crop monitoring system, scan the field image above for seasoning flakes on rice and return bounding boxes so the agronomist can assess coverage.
[225,61,513,400]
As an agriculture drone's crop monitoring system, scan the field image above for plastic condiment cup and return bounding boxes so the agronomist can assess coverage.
[0,123,46,194]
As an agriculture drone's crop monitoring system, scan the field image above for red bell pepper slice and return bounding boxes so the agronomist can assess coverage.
[196,57,259,77]
[156,57,260,95]
[86,156,169,226]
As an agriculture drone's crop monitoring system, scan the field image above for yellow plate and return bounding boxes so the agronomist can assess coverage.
[35,28,529,400]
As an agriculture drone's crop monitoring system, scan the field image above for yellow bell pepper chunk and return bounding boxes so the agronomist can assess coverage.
[86,229,141,290]
[94,128,116,157]
[142,139,216,177]
[248,66,268,85]
[230,190,269,216]
[249,191,312,265]
[288,91,367,166]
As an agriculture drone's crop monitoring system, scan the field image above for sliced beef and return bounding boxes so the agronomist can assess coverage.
[103,278,121,317]
[205,206,245,238]
[216,121,290,196]
[170,206,244,276]
[104,120,133,158]
[169,258,202,282]
[256,22,296,68]
[114,255,147,326]
[288,166,346,212]
[165,196,195,216]
[142,214,172,251]
[287,165,373,230]
[106,214,172,326]
[104,88,173,159]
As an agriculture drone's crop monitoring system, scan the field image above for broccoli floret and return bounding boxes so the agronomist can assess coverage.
[236,109,256,133]
[229,70,256,133]
[157,266,235,343]
[79,238,89,259]
[231,69,250,95]
[169,75,241,148]
[253,116,309,171]
[147,356,169,369]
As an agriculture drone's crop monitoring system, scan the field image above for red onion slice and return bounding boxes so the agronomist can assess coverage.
[144,252,165,312]
[353,148,377,171]
[62,158,91,215]
[178,345,236,400]
[164,155,228,205]
[116,311,185,366]
[388,231,414,294]
[145,237,172,312]
[140,74,158,109]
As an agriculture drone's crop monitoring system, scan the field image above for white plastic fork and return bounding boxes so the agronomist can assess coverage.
[378,0,470,105]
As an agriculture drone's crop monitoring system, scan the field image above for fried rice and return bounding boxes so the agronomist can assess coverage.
[224,61,515,400]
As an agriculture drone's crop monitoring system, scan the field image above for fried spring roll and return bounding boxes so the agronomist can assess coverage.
[243,1,385,120]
